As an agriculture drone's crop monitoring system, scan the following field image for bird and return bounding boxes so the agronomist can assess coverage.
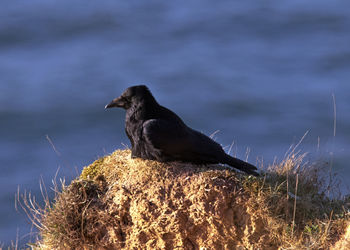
[105,85,259,176]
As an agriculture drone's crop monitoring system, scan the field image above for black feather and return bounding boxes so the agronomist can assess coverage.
[106,85,259,176]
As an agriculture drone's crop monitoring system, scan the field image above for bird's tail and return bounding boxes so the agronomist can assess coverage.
[222,154,259,176]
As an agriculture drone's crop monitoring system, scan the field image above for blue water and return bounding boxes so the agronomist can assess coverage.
[1,0,350,247]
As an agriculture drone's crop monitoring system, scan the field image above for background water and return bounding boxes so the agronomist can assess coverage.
[1,0,350,246]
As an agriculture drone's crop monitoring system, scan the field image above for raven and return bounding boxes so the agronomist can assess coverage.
[105,85,258,176]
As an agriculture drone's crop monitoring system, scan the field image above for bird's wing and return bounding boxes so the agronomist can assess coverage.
[142,119,193,157]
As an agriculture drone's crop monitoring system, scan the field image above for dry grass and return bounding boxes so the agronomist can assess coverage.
[241,145,349,249]
[18,148,349,249]
[17,176,118,249]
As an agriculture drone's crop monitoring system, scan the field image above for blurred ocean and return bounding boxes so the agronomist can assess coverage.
[1,0,350,247]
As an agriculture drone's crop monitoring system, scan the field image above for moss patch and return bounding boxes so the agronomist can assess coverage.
[80,156,107,180]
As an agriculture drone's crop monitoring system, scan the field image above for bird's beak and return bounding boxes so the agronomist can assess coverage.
[105,96,125,109]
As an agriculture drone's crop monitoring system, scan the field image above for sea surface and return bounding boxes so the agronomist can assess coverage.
[1,0,350,247]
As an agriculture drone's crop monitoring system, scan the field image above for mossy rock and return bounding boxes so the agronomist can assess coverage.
[80,156,107,180]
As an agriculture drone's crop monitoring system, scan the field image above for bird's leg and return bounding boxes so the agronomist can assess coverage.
[126,130,138,158]
[131,140,142,158]
[130,127,144,158]
[131,148,138,158]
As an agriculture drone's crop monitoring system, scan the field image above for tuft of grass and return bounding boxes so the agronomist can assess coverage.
[18,177,116,249]
[241,147,349,249]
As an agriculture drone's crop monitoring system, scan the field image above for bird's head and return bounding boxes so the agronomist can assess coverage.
[105,85,154,110]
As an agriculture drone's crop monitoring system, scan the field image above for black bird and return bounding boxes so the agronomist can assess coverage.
[105,85,259,176]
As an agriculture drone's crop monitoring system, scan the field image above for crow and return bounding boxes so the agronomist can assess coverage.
[105,85,259,176]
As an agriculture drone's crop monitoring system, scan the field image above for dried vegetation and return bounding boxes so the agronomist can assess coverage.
[18,148,349,249]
